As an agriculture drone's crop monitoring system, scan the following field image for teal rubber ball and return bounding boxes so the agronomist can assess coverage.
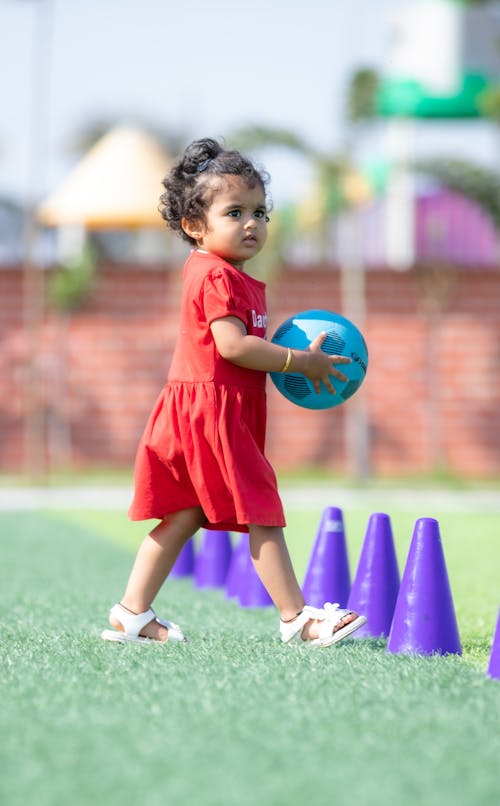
[270,309,368,410]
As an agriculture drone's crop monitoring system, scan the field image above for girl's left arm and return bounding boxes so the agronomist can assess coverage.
[210,315,350,394]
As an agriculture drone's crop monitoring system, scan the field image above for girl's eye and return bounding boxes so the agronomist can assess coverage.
[227,208,268,220]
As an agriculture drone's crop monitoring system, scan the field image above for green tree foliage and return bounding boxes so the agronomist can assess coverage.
[227,125,349,272]
[228,125,318,160]
[228,124,347,212]
[477,85,500,121]
[48,242,97,312]
[347,68,380,122]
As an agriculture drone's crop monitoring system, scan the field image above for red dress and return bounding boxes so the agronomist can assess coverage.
[128,250,286,532]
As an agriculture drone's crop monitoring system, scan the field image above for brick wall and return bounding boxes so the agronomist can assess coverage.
[1,261,499,477]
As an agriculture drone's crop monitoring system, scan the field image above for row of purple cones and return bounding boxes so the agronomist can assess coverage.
[172,529,274,608]
[171,507,500,678]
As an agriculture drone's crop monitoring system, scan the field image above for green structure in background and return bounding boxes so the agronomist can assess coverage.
[378,73,489,119]
[377,0,500,119]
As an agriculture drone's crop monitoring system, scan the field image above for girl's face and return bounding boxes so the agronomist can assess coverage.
[182,175,268,269]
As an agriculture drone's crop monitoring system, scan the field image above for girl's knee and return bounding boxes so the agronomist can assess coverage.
[152,506,205,545]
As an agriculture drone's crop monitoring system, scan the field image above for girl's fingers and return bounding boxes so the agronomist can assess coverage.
[330,367,348,383]
[309,331,327,351]
[329,356,350,384]
[307,339,352,392]
[312,363,349,395]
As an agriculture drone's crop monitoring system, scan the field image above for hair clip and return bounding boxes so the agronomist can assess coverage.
[197,158,211,173]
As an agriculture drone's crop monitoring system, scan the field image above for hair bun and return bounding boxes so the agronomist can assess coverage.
[181,137,222,174]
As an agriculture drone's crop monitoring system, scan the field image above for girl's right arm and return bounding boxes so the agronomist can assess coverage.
[210,316,350,396]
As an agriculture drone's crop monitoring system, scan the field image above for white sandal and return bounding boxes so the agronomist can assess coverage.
[101,603,187,644]
[280,603,367,647]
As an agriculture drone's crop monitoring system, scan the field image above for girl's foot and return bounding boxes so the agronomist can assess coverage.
[109,606,169,641]
[280,603,367,647]
[101,603,186,644]
[301,612,357,641]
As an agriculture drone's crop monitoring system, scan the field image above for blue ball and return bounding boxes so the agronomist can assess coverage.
[270,309,368,410]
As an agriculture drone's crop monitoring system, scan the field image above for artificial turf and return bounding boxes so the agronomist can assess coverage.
[1,507,499,806]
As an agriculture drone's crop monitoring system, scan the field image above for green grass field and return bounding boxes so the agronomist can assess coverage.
[1,500,499,806]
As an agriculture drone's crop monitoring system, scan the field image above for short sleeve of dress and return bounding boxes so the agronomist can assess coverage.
[202,268,249,327]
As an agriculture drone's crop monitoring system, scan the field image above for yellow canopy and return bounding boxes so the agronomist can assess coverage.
[37,126,171,229]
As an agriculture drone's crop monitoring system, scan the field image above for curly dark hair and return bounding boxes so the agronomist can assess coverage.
[159,137,271,245]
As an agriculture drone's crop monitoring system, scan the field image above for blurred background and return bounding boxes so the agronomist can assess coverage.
[1,0,500,482]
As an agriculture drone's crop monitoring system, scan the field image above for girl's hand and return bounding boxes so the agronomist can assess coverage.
[303,331,351,395]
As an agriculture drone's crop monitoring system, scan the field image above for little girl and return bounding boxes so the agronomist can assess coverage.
[101,137,366,647]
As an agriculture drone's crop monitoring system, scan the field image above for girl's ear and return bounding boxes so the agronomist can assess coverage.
[181,217,204,242]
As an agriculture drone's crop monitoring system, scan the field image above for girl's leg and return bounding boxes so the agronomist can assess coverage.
[248,524,305,621]
[111,506,205,641]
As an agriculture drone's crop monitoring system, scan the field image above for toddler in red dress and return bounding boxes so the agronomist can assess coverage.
[102,137,366,646]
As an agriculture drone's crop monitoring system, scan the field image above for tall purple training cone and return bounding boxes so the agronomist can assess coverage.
[171,537,195,578]
[347,512,400,638]
[387,517,462,656]
[302,506,351,608]
[194,529,233,588]
[237,540,273,607]
[487,608,500,680]
[226,534,249,600]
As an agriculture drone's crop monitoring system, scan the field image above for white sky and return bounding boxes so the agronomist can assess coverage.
[0,0,407,206]
[2,0,499,211]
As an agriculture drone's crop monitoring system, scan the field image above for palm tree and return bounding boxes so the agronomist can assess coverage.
[227,124,352,277]
[346,68,380,123]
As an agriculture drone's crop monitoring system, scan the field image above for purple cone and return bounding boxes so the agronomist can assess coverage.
[348,512,400,638]
[170,537,195,578]
[194,529,233,588]
[487,608,500,680]
[302,506,351,607]
[237,540,273,608]
[226,534,250,599]
[387,517,462,656]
